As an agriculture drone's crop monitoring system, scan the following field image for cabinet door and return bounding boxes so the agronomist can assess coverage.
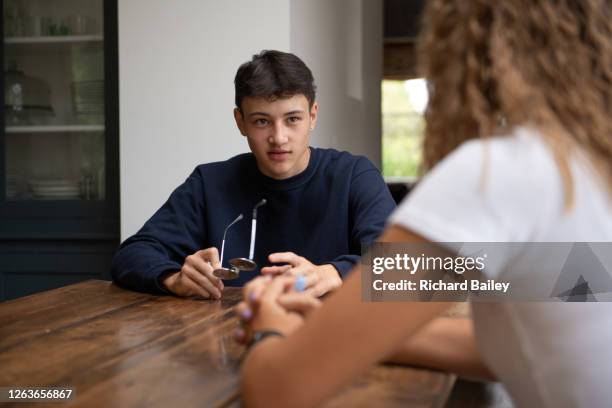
[0,0,119,300]
[0,239,115,301]
[1,0,119,238]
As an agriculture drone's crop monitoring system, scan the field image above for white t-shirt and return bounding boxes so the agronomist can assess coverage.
[389,126,612,408]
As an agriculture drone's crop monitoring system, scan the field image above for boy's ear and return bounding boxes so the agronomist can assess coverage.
[234,108,247,136]
[309,102,319,130]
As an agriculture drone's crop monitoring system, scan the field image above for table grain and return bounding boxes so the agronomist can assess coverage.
[0,280,455,407]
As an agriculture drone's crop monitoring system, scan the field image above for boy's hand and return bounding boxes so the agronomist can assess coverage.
[261,252,342,296]
[162,247,225,299]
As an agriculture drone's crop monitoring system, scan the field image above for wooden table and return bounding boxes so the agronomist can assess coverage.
[0,280,455,407]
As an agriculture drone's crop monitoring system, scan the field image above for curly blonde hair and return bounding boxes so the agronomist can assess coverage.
[418,0,612,205]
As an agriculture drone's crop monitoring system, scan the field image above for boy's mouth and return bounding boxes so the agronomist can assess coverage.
[267,150,291,161]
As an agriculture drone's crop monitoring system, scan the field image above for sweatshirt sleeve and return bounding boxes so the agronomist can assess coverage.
[110,168,207,294]
[330,158,397,278]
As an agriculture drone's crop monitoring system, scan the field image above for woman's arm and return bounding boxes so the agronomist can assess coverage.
[240,226,452,408]
[385,317,496,382]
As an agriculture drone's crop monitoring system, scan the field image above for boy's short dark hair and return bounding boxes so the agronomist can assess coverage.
[234,50,316,110]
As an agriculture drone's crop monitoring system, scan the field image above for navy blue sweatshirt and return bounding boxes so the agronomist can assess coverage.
[111,147,396,294]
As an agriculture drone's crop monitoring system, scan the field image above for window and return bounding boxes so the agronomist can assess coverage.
[382,78,428,179]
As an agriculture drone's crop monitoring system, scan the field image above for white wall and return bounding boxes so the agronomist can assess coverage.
[119,0,383,240]
[290,0,383,166]
[119,0,290,238]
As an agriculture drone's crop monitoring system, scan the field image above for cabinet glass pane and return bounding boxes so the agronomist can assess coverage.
[4,0,105,201]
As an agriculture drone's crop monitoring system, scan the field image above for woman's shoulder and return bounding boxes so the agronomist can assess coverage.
[391,126,566,242]
[432,126,563,197]
[448,126,554,169]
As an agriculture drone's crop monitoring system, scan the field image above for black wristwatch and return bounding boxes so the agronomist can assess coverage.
[247,330,285,350]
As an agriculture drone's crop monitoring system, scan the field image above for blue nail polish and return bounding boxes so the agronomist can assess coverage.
[294,275,307,292]
[249,292,257,302]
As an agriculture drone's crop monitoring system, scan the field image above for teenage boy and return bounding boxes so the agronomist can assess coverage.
[111,50,395,299]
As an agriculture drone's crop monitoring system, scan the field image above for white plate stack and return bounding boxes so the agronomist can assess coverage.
[28,179,80,200]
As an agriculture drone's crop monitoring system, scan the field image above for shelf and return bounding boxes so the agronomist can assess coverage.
[5,35,104,44]
[6,125,104,133]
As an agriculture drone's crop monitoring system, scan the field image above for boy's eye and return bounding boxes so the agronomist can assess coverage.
[287,116,301,123]
[254,118,269,126]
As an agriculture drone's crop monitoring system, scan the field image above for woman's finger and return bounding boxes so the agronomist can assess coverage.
[234,301,253,322]
[261,275,295,303]
[277,293,322,316]
[243,275,272,303]
[233,328,246,345]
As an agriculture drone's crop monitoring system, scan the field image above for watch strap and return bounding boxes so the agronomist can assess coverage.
[247,330,285,350]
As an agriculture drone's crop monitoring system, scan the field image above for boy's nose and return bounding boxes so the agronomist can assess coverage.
[269,122,289,145]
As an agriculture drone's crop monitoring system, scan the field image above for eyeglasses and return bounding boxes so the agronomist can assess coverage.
[213,199,267,280]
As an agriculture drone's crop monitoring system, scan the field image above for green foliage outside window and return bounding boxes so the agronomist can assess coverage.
[382,80,425,178]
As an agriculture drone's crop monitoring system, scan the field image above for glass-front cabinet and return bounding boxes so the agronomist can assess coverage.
[0,0,118,301]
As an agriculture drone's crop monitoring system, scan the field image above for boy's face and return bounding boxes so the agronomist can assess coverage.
[234,94,318,180]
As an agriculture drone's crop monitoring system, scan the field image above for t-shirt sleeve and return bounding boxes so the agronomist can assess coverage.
[110,167,208,294]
